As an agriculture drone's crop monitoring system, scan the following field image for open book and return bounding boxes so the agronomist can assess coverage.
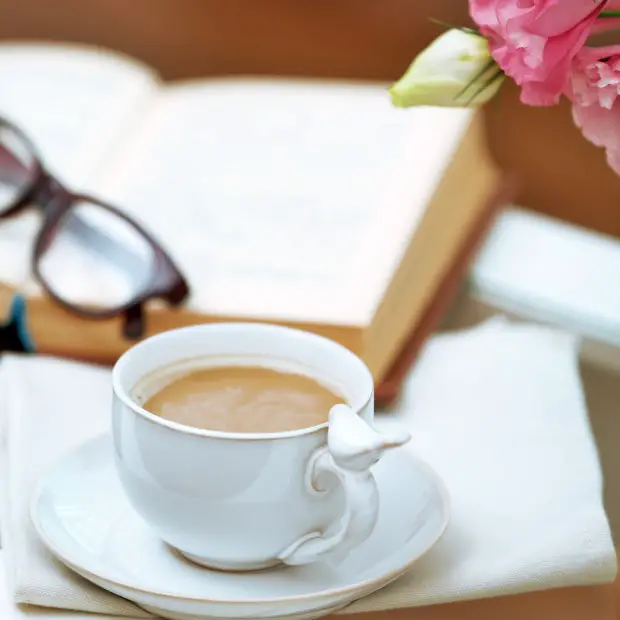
[0,43,500,385]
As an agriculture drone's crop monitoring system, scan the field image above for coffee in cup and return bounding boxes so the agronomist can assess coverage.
[141,365,344,433]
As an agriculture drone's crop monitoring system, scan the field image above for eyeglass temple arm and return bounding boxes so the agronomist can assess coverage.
[123,303,145,340]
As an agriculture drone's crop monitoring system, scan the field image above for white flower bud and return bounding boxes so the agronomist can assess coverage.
[389,28,504,108]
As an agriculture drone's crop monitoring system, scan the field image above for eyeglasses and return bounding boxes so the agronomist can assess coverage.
[0,117,190,339]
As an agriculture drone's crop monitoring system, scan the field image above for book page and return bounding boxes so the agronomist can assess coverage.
[92,79,472,326]
[0,43,159,288]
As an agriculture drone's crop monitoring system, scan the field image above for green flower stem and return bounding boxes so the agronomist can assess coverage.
[428,17,479,35]
[599,10,620,18]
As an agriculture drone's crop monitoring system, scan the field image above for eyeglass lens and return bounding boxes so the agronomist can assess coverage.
[38,199,157,310]
[0,123,37,212]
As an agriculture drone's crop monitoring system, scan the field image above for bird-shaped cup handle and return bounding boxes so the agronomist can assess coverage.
[278,404,411,566]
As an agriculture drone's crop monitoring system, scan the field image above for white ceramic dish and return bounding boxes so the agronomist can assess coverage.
[31,435,449,620]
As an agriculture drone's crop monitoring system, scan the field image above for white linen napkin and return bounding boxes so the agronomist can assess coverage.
[0,318,616,617]
[0,354,151,618]
[0,551,615,620]
[0,552,146,620]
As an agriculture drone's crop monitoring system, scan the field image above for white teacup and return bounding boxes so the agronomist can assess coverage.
[112,323,410,571]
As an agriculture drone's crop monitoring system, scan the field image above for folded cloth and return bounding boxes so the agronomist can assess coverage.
[0,552,146,620]
[0,318,616,617]
[0,353,151,618]
[0,552,616,620]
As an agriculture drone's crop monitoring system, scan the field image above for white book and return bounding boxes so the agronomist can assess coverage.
[0,43,499,382]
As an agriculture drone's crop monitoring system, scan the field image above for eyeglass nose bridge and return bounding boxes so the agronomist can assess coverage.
[31,171,72,213]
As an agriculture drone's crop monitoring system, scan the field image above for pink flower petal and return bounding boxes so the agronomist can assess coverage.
[567,44,620,176]
[469,0,607,106]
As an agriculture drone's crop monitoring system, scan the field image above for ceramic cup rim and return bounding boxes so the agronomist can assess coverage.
[112,322,374,441]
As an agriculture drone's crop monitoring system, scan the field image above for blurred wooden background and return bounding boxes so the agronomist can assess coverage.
[0,0,618,236]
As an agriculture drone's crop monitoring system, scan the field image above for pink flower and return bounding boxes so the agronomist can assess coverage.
[567,45,620,175]
[469,0,608,106]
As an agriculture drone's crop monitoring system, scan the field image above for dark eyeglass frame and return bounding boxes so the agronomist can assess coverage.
[0,117,190,339]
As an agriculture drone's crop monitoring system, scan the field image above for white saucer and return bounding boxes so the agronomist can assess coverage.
[31,435,450,620]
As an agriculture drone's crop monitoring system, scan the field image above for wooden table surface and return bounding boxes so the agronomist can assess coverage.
[340,578,618,619]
